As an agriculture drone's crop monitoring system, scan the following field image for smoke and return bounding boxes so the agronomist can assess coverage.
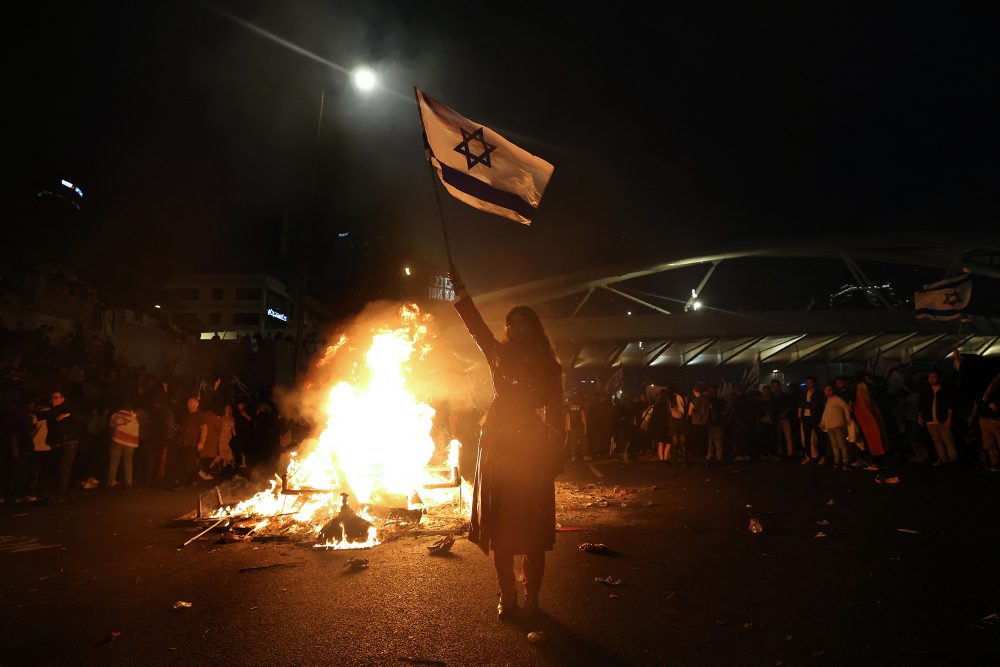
[274,299,484,435]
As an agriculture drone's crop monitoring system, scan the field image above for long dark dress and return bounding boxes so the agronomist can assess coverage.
[455,297,563,555]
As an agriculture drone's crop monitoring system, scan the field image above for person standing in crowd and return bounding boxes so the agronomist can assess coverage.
[42,390,82,501]
[175,397,207,486]
[145,397,176,485]
[705,386,726,464]
[798,376,824,463]
[770,379,794,459]
[900,381,927,462]
[688,385,710,466]
[451,270,563,623]
[649,390,672,462]
[731,384,755,461]
[973,371,1000,473]
[820,382,852,468]
[107,398,139,489]
[918,370,958,466]
[565,397,588,462]
[854,371,898,483]
[232,401,254,469]
[216,404,236,473]
[588,393,614,460]
[198,408,221,480]
[668,386,688,466]
[255,402,279,470]
[757,386,777,461]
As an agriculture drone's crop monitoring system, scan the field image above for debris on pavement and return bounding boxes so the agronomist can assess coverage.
[238,562,302,573]
[527,631,547,645]
[578,542,612,554]
[816,519,830,526]
[344,558,369,572]
[814,531,827,538]
[896,528,922,534]
[826,499,835,506]
[427,534,455,555]
[749,517,764,534]
[400,657,447,666]
[173,601,193,609]
[595,576,623,586]
[609,593,620,599]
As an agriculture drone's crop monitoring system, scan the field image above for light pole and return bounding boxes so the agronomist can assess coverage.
[293,68,377,378]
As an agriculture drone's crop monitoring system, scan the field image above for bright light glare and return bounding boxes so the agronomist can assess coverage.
[352,67,376,91]
[627,311,632,316]
[693,300,702,310]
[154,304,161,309]
[404,266,411,276]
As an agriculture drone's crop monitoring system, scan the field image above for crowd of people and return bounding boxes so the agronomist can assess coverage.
[0,324,300,504]
[565,359,1000,484]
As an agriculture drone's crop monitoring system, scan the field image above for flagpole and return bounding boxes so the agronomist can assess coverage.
[414,87,456,273]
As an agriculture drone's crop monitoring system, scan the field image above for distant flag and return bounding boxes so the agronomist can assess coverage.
[740,353,760,390]
[914,270,972,321]
[416,88,554,225]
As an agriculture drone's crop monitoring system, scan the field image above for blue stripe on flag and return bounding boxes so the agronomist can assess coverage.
[437,160,538,221]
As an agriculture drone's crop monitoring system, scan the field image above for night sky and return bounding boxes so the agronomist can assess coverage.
[7,2,999,314]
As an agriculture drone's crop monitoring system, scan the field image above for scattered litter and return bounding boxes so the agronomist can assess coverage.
[173,601,193,609]
[786,635,794,641]
[578,543,612,554]
[896,528,922,535]
[982,612,1000,625]
[636,485,658,493]
[108,631,122,641]
[826,499,835,506]
[814,531,827,538]
[889,557,901,561]
[816,519,830,526]
[344,558,369,572]
[595,576,623,587]
[526,631,547,645]
[665,591,675,601]
[250,606,259,610]
[812,649,825,657]
[609,593,619,599]
[400,657,447,666]
[743,622,753,630]
[427,535,455,555]
[239,562,301,573]
[749,518,764,534]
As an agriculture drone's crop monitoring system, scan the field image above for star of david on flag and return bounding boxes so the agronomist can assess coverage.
[416,88,554,225]
[914,270,972,321]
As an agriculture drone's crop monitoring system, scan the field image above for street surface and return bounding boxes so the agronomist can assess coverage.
[2,459,999,666]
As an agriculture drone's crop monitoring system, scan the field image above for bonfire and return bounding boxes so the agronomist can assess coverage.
[191,304,471,549]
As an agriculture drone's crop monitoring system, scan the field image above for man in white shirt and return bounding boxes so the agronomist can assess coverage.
[820,383,852,468]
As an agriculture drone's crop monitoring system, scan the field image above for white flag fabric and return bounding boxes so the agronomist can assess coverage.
[914,272,972,321]
[417,88,554,225]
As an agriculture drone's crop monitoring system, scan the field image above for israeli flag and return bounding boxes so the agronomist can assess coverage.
[417,88,554,225]
[914,272,972,321]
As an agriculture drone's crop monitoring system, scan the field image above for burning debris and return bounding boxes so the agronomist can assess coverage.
[177,305,471,550]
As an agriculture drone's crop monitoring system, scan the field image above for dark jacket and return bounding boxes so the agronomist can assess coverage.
[798,388,825,422]
[918,384,955,423]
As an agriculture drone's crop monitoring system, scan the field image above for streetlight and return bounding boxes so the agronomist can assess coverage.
[352,66,376,92]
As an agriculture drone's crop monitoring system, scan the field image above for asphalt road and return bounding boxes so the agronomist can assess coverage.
[2,458,999,666]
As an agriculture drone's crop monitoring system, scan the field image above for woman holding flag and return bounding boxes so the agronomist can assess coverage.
[450,269,564,623]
